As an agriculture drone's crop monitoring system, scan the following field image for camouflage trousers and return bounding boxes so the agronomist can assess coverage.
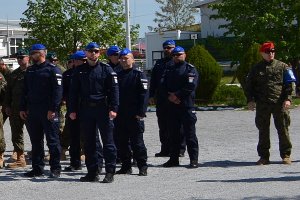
[255,102,292,159]
[8,110,26,152]
[0,111,5,153]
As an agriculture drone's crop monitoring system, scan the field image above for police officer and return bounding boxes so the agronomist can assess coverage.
[162,46,199,168]
[246,41,295,165]
[107,45,122,72]
[69,42,118,183]
[20,44,63,178]
[0,68,6,168]
[149,40,186,157]
[4,49,30,169]
[115,48,148,176]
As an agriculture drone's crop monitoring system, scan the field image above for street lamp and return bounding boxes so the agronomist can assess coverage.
[125,0,131,49]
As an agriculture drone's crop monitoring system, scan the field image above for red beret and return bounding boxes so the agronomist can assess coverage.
[259,42,275,52]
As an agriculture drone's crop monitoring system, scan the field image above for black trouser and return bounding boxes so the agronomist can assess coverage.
[167,104,198,161]
[115,115,147,169]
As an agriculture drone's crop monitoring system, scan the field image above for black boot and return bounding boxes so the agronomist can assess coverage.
[163,159,179,167]
[102,173,114,183]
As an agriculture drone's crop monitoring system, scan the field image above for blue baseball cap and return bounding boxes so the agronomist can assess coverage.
[107,45,120,56]
[72,50,87,60]
[163,40,175,48]
[172,46,185,54]
[85,42,100,50]
[30,44,46,51]
[119,48,132,57]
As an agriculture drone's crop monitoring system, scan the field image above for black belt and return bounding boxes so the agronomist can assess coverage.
[81,100,106,107]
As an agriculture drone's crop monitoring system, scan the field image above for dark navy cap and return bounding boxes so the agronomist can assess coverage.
[172,46,185,54]
[85,42,100,50]
[107,45,120,56]
[72,50,87,60]
[119,48,132,57]
[163,40,176,47]
[30,44,46,51]
[46,52,58,60]
[16,48,29,56]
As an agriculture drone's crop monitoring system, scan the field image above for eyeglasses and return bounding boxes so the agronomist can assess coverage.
[264,49,275,54]
[163,46,174,50]
[173,53,184,57]
[88,49,100,54]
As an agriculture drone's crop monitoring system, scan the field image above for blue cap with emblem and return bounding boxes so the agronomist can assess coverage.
[172,46,185,54]
[72,50,87,60]
[30,44,46,51]
[119,48,132,57]
[107,45,120,56]
[85,42,100,50]
[163,40,175,48]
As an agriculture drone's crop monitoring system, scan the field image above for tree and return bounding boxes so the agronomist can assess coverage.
[153,0,198,32]
[211,0,300,62]
[20,0,139,60]
[186,45,223,102]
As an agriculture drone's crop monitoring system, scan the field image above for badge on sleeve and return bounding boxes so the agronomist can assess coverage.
[56,73,62,85]
[188,73,195,83]
[141,78,148,89]
[111,72,118,84]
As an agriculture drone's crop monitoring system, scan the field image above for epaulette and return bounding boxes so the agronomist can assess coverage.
[187,63,195,68]
[49,63,56,67]
[133,67,142,72]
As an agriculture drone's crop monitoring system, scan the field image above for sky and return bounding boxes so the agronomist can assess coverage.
[0,0,161,38]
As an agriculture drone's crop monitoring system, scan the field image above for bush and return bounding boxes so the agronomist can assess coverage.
[236,43,262,90]
[186,45,223,102]
[211,84,247,106]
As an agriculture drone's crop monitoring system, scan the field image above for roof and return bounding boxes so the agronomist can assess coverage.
[192,0,218,8]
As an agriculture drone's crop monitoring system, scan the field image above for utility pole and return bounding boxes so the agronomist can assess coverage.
[125,0,131,49]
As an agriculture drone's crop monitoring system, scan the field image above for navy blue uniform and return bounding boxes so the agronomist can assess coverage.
[150,58,186,155]
[69,61,118,175]
[20,61,63,173]
[162,61,199,162]
[115,66,148,169]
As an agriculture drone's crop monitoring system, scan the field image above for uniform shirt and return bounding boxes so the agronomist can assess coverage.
[246,59,292,104]
[0,72,7,105]
[162,61,198,108]
[69,61,119,113]
[20,61,63,112]
[62,68,73,102]
[117,65,148,117]
[149,57,172,101]
[4,67,26,110]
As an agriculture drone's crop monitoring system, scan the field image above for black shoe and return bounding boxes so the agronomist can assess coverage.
[163,159,179,167]
[102,173,114,183]
[138,166,148,176]
[24,170,44,177]
[155,152,170,157]
[64,165,82,172]
[116,167,132,174]
[80,173,100,182]
[189,160,198,168]
[49,169,61,178]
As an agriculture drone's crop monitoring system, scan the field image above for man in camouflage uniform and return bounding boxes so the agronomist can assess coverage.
[0,66,6,168]
[246,41,295,165]
[4,49,30,168]
[46,52,67,161]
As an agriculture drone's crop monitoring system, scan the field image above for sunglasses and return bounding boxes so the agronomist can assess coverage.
[30,51,40,55]
[17,56,26,60]
[110,53,119,56]
[264,49,275,54]
[164,46,174,50]
[88,49,100,53]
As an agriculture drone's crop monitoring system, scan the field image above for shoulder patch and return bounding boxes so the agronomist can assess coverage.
[187,63,195,68]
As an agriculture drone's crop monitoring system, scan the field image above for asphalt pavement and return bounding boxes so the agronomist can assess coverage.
[1,108,300,200]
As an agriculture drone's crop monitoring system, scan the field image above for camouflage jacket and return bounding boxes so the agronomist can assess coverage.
[245,59,292,104]
[0,72,7,106]
[4,67,26,110]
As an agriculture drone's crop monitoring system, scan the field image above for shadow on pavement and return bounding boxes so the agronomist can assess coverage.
[200,160,256,168]
[196,176,300,183]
